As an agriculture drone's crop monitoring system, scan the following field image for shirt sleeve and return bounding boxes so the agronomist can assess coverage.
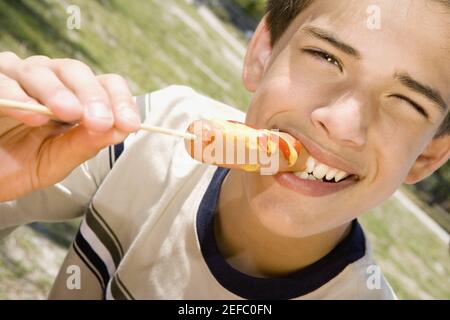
[0,94,149,232]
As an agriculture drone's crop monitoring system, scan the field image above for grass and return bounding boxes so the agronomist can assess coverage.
[0,226,67,299]
[0,0,448,300]
[0,0,251,107]
[402,185,450,234]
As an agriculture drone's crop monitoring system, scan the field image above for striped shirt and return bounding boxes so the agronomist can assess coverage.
[0,85,396,299]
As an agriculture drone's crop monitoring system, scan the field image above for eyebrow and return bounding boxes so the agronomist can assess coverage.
[395,72,447,114]
[300,26,448,114]
[301,26,361,58]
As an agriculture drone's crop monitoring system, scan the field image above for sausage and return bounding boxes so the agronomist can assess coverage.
[184,119,310,175]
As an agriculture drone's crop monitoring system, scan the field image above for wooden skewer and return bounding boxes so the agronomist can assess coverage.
[0,98,197,140]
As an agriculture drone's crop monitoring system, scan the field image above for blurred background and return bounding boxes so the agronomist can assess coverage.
[0,0,448,299]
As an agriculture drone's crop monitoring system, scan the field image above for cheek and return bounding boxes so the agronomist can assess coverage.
[245,77,293,127]
[370,129,427,188]
[246,66,340,129]
[245,49,305,126]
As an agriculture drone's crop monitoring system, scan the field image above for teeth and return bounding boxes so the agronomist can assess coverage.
[294,171,304,178]
[313,164,329,180]
[325,169,338,181]
[334,170,349,182]
[294,172,311,180]
[299,172,309,180]
[306,157,315,173]
[297,155,352,182]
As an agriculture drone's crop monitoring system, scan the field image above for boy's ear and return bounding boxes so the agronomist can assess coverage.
[242,15,273,92]
[404,135,450,184]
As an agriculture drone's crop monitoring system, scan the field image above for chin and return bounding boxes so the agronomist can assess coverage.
[244,174,340,238]
[247,196,327,238]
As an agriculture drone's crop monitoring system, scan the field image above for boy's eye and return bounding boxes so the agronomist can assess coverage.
[388,94,429,119]
[302,48,343,72]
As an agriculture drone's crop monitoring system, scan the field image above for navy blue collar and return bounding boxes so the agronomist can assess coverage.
[196,167,366,300]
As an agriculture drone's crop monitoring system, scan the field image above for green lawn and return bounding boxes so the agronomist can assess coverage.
[0,0,251,107]
[0,0,448,300]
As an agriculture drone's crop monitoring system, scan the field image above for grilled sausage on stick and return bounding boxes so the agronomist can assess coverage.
[185,119,310,174]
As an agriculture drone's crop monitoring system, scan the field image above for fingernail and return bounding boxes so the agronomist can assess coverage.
[119,107,140,126]
[87,102,112,119]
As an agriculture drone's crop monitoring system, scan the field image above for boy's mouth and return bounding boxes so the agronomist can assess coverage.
[274,171,359,197]
[293,155,355,183]
[271,125,361,196]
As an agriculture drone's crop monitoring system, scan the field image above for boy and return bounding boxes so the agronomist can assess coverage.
[0,0,449,299]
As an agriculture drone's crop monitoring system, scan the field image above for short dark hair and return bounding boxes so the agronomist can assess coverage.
[265,0,449,137]
[266,0,313,47]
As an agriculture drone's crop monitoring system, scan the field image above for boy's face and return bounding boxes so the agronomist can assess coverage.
[241,0,450,237]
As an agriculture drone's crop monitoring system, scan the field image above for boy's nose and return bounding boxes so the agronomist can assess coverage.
[311,94,369,148]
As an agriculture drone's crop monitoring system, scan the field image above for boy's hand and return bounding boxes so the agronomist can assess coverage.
[0,52,141,202]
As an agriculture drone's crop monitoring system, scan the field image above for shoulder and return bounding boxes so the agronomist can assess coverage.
[345,253,398,300]
[357,231,398,299]
[119,85,246,167]
[333,230,398,300]
[107,85,246,193]
[303,226,398,300]
[135,85,246,129]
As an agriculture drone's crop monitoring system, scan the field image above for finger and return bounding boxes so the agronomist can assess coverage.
[98,74,141,132]
[0,74,50,126]
[53,59,114,132]
[1,56,82,122]
[22,55,52,67]
[13,63,83,122]
[0,51,22,76]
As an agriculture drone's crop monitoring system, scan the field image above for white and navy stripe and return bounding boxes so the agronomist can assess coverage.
[108,143,125,170]
[105,274,135,300]
[73,203,134,299]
